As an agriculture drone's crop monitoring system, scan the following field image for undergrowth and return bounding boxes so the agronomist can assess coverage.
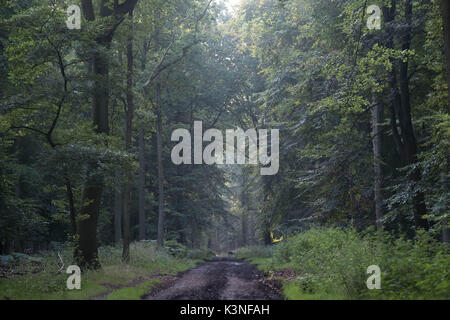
[235,227,450,300]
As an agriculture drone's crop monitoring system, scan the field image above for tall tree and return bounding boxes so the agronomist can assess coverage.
[122,9,135,262]
[77,0,139,269]
[156,81,165,248]
[138,129,146,240]
[439,0,450,241]
[440,0,450,113]
[399,0,429,230]
[114,172,122,244]
[372,98,384,231]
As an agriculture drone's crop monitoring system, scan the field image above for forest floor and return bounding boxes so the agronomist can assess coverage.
[0,243,213,300]
[144,257,282,300]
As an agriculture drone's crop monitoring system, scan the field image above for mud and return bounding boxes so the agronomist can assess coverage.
[147,257,282,300]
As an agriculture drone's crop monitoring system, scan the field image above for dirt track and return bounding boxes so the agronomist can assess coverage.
[147,257,282,300]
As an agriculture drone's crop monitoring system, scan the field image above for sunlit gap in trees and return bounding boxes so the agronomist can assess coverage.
[221,0,243,14]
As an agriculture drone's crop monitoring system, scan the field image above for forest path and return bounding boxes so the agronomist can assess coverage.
[146,257,282,300]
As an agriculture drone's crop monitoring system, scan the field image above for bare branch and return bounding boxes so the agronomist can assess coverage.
[143,37,176,87]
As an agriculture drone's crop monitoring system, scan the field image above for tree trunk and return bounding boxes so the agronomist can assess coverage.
[263,230,272,246]
[383,0,429,232]
[440,0,450,241]
[371,98,384,231]
[122,185,131,262]
[440,0,450,113]
[114,171,122,244]
[77,180,103,270]
[65,177,77,238]
[122,11,134,263]
[241,173,248,247]
[138,129,146,240]
[76,0,139,271]
[399,0,429,230]
[139,38,150,241]
[241,212,248,247]
[440,173,450,243]
[443,217,450,243]
[156,82,165,248]
[76,49,109,270]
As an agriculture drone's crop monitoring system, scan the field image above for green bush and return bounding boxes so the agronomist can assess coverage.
[367,230,450,299]
[164,240,188,258]
[187,249,216,260]
[273,228,376,297]
[266,227,449,299]
[235,246,272,260]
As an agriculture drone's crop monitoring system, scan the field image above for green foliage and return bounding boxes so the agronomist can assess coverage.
[163,240,215,260]
[235,245,273,259]
[282,281,345,300]
[367,230,450,299]
[186,249,216,260]
[164,240,189,258]
[246,227,450,300]
[230,0,450,238]
[273,228,377,297]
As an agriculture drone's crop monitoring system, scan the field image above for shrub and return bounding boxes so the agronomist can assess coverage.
[268,227,449,299]
[367,230,450,299]
[164,240,188,258]
[235,246,272,260]
[187,249,216,260]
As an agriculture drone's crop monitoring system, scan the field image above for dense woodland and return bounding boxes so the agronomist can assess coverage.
[0,0,449,281]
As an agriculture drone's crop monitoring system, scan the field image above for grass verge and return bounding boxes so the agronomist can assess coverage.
[0,242,212,300]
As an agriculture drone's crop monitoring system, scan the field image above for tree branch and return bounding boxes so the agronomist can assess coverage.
[142,0,213,87]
